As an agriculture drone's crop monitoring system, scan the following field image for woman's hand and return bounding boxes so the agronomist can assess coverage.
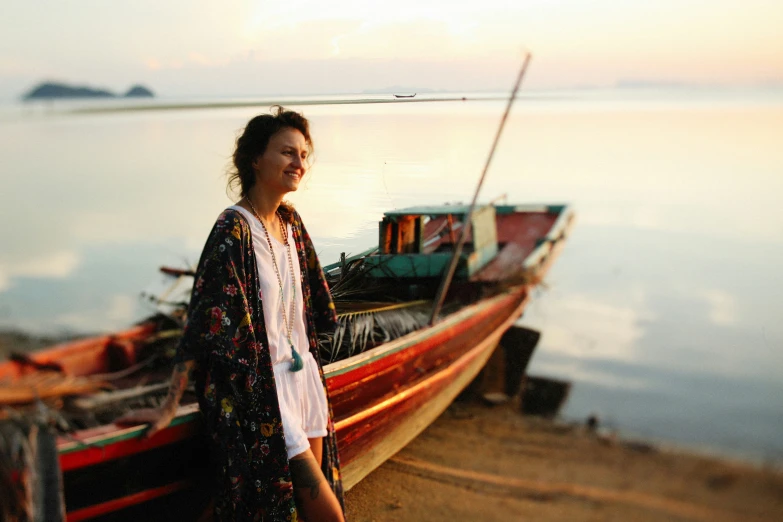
[115,407,175,439]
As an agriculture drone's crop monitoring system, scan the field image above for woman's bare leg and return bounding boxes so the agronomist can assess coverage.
[290,449,344,522]
[308,437,323,467]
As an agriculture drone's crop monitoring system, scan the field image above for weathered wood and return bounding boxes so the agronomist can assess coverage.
[69,382,171,411]
[470,205,498,263]
[500,326,540,396]
[471,242,527,282]
[478,345,508,404]
[469,326,540,404]
[0,374,108,405]
[396,215,417,253]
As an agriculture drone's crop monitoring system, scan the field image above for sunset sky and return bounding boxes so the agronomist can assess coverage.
[1,0,781,99]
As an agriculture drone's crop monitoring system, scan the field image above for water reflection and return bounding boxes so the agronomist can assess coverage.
[0,91,781,462]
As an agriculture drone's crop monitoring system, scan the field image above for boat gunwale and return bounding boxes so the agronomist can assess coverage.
[522,204,574,270]
[323,285,524,377]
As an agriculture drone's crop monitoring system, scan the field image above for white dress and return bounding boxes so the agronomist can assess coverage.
[229,205,329,459]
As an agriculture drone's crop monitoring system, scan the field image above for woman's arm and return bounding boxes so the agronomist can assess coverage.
[115,359,195,438]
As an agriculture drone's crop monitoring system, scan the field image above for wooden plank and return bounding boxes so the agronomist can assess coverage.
[396,215,418,253]
[470,205,497,253]
[380,217,393,254]
[471,242,527,282]
[70,382,171,410]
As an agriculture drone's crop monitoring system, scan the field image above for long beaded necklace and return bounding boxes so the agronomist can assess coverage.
[245,198,304,372]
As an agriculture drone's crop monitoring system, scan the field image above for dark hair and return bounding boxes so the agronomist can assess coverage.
[227,105,313,200]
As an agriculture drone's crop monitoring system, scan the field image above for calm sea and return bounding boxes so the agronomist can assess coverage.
[1,88,781,464]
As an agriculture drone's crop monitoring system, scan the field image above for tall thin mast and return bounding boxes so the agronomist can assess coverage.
[429,52,532,325]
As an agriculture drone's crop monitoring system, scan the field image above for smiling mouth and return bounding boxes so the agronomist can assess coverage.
[285,171,301,180]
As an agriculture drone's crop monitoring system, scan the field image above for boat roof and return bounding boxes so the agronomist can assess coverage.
[383,203,567,218]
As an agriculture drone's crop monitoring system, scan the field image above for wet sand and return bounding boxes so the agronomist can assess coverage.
[345,401,783,522]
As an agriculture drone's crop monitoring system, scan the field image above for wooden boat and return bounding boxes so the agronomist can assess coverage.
[393,93,416,98]
[0,203,573,521]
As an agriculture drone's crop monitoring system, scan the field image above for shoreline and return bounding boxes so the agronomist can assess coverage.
[345,400,783,521]
[1,329,779,472]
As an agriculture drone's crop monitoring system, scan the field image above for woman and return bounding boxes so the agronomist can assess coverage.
[121,107,345,522]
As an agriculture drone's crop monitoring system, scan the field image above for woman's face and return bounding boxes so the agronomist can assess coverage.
[252,127,309,195]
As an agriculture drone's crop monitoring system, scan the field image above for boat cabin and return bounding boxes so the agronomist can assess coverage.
[364,204,499,279]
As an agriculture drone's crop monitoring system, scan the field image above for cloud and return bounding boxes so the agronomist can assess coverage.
[701,289,739,326]
[531,358,653,390]
[0,251,82,293]
[11,250,81,279]
[524,292,654,362]
[106,294,137,324]
[2,0,782,101]
[137,17,521,94]
[53,293,138,333]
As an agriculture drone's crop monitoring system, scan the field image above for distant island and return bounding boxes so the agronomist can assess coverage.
[22,82,154,100]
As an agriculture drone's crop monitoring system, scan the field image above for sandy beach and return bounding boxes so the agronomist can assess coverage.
[345,400,783,522]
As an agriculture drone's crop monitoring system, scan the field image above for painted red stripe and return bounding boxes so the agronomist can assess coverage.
[59,421,200,472]
[65,479,194,521]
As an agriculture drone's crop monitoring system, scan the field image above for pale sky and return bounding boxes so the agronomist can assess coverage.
[1,0,781,99]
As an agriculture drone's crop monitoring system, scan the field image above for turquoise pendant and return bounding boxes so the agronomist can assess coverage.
[289,344,304,372]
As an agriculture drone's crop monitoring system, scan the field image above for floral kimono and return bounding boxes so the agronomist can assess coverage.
[175,207,344,522]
